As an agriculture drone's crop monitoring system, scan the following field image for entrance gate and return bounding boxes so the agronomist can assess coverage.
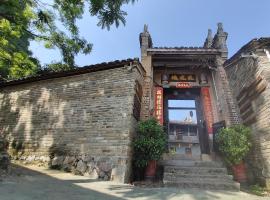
[164,88,209,156]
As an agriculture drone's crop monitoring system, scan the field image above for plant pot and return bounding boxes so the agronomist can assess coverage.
[145,160,157,180]
[232,161,247,183]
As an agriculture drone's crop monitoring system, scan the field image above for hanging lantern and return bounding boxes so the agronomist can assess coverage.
[162,73,169,85]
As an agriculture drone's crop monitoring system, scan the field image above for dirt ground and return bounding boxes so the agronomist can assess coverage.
[0,164,268,200]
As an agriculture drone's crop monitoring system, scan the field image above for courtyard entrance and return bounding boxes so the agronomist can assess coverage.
[164,88,209,156]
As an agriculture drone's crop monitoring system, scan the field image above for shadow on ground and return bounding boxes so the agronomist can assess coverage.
[0,164,263,200]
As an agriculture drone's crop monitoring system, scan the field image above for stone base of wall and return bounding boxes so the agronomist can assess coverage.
[10,152,131,183]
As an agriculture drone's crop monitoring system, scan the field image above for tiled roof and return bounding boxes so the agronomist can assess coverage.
[225,37,270,66]
[150,46,213,49]
[0,58,142,87]
[148,46,219,53]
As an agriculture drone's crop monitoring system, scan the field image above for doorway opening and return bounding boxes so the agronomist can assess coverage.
[164,88,205,156]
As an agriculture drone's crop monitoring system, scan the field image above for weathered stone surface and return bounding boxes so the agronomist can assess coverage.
[39,156,50,163]
[97,158,112,172]
[88,168,99,179]
[76,160,87,174]
[63,156,75,165]
[51,156,64,167]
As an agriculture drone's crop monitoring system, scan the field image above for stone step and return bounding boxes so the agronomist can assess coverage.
[164,166,228,175]
[163,154,201,161]
[161,160,224,168]
[164,180,240,191]
[163,173,234,181]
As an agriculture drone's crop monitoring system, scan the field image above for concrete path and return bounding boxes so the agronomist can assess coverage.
[0,164,267,200]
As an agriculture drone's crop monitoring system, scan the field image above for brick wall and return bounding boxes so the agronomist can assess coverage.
[213,57,241,126]
[225,50,270,188]
[0,64,144,183]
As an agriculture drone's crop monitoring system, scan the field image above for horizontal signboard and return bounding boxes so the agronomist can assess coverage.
[169,74,196,82]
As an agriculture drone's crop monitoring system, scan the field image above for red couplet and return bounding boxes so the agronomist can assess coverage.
[201,87,214,135]
[154,87,163,125]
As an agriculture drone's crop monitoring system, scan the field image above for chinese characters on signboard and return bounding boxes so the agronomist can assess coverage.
[176,82,192,88]
[155,87,163,125]
[201,87,214,134]
[169,74,196,82]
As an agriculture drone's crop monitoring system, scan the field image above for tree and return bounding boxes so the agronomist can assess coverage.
[0,0,136,80]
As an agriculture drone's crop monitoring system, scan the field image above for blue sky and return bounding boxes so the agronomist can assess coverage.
[30,0,270,67]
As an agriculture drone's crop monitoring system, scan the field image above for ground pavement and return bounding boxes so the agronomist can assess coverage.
[0,164,268,200]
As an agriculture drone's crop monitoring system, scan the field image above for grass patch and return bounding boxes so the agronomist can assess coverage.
[249,184,269,196]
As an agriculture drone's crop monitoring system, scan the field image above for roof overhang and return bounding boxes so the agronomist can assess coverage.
[148,47,219,70]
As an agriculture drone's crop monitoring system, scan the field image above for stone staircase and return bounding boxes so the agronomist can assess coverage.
[161,155,240,191]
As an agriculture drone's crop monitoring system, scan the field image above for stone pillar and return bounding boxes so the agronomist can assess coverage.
[139,25,154,120]
[211,23,241,126]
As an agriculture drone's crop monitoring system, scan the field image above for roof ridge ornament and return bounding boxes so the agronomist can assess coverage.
[217,23,224,34]
[204,29,213,48]
[140,24,153,56]
[144,24,148,33]
[212,22,228,59]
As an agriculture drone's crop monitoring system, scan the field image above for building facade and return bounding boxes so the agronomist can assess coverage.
[139,23,240,157]
[0,23,269,187]
[225,38,270,187]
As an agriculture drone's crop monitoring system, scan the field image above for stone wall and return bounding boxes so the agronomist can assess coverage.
[225,49,270,188]
[0,63,144,183]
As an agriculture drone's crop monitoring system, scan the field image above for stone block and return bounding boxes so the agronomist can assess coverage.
[76,160,87,174]
[51,156,64,167]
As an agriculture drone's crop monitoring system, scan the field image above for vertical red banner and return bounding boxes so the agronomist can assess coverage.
[201,87,214,134]
[155,87,163,125]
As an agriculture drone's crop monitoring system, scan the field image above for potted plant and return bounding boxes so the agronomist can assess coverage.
[133,118,167,180]
[215,125,252,183]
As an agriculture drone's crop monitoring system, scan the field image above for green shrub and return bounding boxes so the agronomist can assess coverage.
[215,125,252,166]
[249,184,268,196]
[133,118,167,168]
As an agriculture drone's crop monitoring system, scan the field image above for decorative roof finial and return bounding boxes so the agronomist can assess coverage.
[204,29,213,48]
[207,29,212,39]
[217,23,224,33]
[144,24,148,33]
[139,24,152,56]
[212,22,228,59]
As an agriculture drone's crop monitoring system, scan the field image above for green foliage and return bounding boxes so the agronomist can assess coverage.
[0,1,40,79]
[249,184,269,196]
[42,62,76,73]
[215,125,252,166]
[133,118,167,168]
[0,0,136,79]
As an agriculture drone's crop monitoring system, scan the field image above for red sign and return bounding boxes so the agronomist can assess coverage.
[201,87,214,134]
[176,82,192,88]
[154,87,163,125]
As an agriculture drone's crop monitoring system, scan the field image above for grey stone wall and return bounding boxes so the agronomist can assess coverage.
[0,64,144,183]
[225,50,270,188]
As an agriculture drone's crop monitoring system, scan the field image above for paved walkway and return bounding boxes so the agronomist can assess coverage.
[0,164,267,200]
